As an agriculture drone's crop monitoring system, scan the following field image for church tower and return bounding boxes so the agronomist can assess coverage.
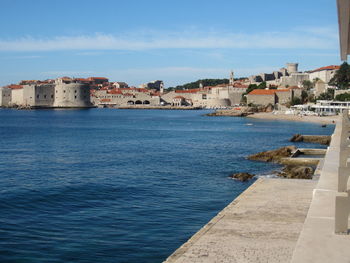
[160,81,164,94]
[229,70,234,85]
[199,81,203,89]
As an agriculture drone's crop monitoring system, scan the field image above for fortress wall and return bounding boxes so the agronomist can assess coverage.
[0,87,11,107]
[34,84,55,107]
[11,88,24,106]
[53,83,92,107]
[247,94,275,105]
[205,98,231,108]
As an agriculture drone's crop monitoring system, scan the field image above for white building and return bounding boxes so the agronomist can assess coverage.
[308,65,340,84]
[311,100,350,115]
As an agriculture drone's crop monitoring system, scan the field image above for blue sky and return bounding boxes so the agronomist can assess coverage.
[0,0,340,87]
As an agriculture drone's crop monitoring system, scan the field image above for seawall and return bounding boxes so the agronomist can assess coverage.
[164,178,317,263]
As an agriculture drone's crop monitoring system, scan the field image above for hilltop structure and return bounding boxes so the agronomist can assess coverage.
[249,63,340,88]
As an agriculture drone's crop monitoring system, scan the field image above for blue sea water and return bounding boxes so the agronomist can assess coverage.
[0,109,334,263]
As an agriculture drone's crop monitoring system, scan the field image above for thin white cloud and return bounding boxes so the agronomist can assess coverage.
[41,70,95,77]
[0,27,338,52]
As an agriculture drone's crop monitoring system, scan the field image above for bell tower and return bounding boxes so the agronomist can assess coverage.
[160,81,164,94]
[229,70,234,85]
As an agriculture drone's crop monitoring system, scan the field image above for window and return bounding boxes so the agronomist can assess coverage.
[44,95,47,98]
[63,90,66,93]
[75,96,77,99]
[51,95,54,98]
[75,90,77,93]
[36,94,39,99]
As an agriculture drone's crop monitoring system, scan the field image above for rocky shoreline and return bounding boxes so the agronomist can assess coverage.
[205,105,273,117]
[230,141,324,181]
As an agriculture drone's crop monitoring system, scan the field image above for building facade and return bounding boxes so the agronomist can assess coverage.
[246,87,300,106]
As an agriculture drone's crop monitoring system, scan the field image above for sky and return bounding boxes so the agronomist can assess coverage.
[0,0,341,87]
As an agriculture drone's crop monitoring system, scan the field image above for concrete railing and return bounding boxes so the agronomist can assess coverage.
[335,110,350,234]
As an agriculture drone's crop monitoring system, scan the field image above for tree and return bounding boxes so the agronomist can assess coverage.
[167,78,230,90]
[335,92,350,101]
[257,82,267,89]
[302,80,313,90]
[317,88,335,100]
[290,97,302,106]
[245,84,258,94]
[301,90,308,103]
[329,62,350,89]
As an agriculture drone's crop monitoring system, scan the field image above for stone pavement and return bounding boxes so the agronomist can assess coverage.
[164,178,316,263]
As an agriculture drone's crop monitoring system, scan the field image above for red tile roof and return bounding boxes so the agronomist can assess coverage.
[75,78,92,83]
[7,84,23,89]
[175,89,200,93]
[88,77,109,80]
[174,96,185,99]
[275,89,291,92]
[248,89,290,95]
[311,65,340,72]
[107,88,123,94]
[248,89,276,95]
[151,91,160,96]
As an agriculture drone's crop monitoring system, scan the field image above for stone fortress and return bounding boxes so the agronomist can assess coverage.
[0,77,95,108]
[249,62,339,88]
[245,63,340,106]
[0,63,341,109]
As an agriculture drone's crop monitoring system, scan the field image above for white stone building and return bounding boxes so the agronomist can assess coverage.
[308,65,339,83]
[161,79,248,108]
[92,87,160,107]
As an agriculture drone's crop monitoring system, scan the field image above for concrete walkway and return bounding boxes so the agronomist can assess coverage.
[291,116,350,263]
[164,178,316,263]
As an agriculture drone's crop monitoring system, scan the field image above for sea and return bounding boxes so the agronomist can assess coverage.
[0,109,334,263]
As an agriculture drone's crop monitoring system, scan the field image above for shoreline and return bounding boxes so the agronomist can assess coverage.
[246,112,338,125]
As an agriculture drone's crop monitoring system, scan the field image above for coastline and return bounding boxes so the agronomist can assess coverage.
[246,112,338,125]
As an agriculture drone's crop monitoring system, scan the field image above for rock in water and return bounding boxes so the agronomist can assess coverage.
[247,146,297,163]
[278,165,314,179]
[290,134,303,142]
[289,134,331,145]
[230,172,256,182]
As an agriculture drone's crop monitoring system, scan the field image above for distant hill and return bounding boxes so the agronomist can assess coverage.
[167,78,247,91]
[167,79,229,91]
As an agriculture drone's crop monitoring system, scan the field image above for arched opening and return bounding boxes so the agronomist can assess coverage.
[127,100,134,105]
[135,100,142,104]
[143,100,150,104]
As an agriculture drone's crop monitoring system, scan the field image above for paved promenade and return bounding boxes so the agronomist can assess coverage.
[291,115,350,262]
[164,178,316,263]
